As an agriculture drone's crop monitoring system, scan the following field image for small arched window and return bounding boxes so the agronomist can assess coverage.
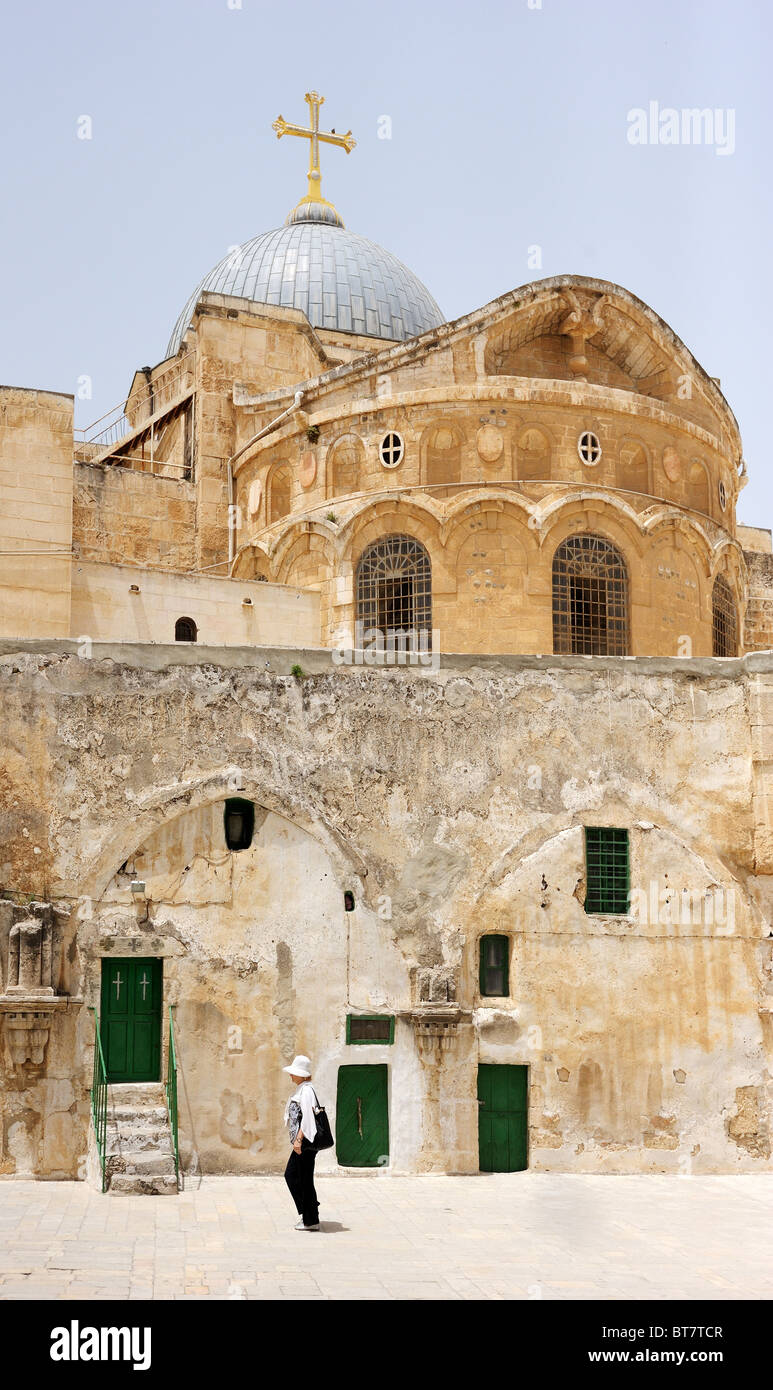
[224,798,255,851]
[356,534,432,648]
[175,617,197,642]
[712,575,737,656]
[552,534,629,656]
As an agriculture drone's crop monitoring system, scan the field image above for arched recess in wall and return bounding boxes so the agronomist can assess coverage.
[504,333,573,380]
[712,574,738,656]
[552,533,629,656]
[342,497,442,580]
[649,527,704,654]
[423,423,463,486]
[327,433,365,497]
[446,503,531,633]
[355,533,432,646]
[516,425,551,481]
[249,551,271,582]
[268,462,292,523]
[273,524,336,591]
[484,322,554,376]
[618,439,651,496]
[686,459,710,516]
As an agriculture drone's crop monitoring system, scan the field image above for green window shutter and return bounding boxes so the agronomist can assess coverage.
[346,1015,395,1045]
[479,935,510,997]
[584,827,629,914]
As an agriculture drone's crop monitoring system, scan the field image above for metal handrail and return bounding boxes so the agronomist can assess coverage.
[74,353,193,447]
[89,1007,108,1193]
[165,1005,180,1190]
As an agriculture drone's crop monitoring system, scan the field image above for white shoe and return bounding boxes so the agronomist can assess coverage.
[294,1219,320,1230]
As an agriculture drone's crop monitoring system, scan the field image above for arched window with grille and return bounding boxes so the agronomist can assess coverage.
[356,534,432,649]
[175,616,197,642]
[712,575,737,656]
[552,534,629,655]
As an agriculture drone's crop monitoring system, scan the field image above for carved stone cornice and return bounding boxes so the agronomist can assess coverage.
[405,1005,470,1058]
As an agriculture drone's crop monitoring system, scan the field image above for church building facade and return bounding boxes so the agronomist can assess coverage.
[1,95,773,1190]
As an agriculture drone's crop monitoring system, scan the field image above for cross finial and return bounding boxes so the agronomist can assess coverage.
[272,92,356,227]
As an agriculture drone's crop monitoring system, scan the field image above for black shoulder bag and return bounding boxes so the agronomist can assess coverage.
[309,1086,334,1151]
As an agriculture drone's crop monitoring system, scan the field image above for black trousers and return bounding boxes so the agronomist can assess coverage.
[284,1137,319,1226]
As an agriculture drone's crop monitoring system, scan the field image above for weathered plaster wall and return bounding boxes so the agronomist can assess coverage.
[92,802,413,1174]
[70,560,320,648]
[0,641,771,1178]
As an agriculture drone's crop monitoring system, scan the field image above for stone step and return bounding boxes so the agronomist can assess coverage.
[109,1152,177,1177]
[99,1082,179,1195]
[106,1131,173,1156]
[109,1105,169,1127]
[108,1082,166,1105]
[109,1172,178,1196]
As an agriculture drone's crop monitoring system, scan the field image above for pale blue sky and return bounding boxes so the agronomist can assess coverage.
[1,0,770,525]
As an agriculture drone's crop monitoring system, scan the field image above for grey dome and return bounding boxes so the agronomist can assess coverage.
[167,219,444,357]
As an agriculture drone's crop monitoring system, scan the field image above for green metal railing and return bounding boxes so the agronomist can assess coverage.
[165,1005,180,1190]
[89,1007,108,1193]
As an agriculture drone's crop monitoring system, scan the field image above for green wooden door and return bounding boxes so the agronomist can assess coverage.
[478,1063,528,1172]
[100,958,162,1082]
[336,1064,389,1167]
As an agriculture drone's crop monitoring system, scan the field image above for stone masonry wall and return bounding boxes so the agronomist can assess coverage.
[0,387,74,638]
[0,641,771,1178]
[73,460,196,571]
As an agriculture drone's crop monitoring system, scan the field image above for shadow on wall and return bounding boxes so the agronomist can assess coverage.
[176,1042,203,1190]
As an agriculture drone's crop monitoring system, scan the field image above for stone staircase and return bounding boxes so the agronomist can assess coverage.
[102,1082,179,1195]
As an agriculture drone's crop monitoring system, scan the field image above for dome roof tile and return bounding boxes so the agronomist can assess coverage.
[167,219,444,356]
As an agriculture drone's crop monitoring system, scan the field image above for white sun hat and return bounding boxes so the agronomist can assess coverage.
[282,1054,312,1077]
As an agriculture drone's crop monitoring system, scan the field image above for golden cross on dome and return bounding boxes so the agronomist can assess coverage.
[272,92,356,222]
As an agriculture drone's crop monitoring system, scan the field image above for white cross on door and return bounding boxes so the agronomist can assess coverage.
[113,970,123,1001]
[140,971,150,1001]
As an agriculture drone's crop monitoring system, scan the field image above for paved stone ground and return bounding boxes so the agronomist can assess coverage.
[0,1174,770,1300]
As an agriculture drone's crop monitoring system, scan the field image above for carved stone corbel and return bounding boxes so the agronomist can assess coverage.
[0,908,81,1073]
[558,289,607,380]
[407,1004,470,1062]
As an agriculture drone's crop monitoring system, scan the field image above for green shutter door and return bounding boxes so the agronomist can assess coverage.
[100,958,162,1083]
[335,1064,389,1167]
[478,1063,528,1172]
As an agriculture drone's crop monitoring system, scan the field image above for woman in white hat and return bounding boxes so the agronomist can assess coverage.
[283,1054,320,1231]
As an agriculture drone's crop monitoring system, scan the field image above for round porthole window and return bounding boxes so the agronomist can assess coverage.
[718,479,727,510]
[578,430,602,466]
[379,432,404,469]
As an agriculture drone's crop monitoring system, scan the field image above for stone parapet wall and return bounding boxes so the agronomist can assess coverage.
[70,560,320,647]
